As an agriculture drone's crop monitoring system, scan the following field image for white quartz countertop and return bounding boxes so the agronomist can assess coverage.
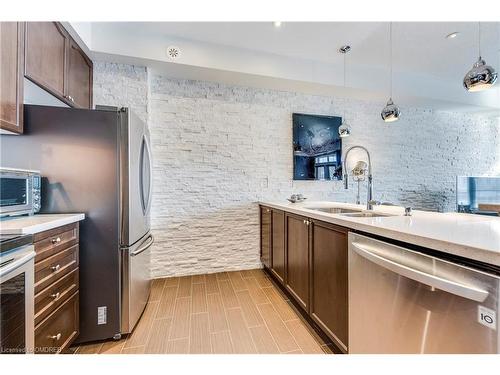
[259,201,500,267]
[0,214,85,235]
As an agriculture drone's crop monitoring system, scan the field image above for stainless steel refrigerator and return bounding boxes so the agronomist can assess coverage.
[0,105,153,343]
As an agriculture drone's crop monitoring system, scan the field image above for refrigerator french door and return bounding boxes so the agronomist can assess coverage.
[0,105,153,343]
[348,232,500,354]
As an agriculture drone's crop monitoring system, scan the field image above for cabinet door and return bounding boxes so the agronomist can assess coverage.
[66,39,92,108]
[260,206,271,268]
[25,22,68,100]
[285,213,309,311]
[310,220,348,352]
[0,22,24,134]
[271,209,285,283]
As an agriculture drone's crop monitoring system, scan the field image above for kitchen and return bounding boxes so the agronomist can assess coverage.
[1,1,500,372]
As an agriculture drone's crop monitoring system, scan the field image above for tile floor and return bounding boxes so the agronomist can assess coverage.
[73,269,332,354]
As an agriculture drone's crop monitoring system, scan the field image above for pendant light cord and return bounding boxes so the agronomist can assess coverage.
[390,22,393,99]
[343,51,347,120]
[478,21,482,58]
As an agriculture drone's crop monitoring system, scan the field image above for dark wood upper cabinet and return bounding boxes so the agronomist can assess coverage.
[24,22,93,109]
[67,39,92,108]
[310,220,349,352]
[271,209,285,283]
[285,213,310,311]
[25,22,68,100]
[0,22,24,134]
[260,206,271,268]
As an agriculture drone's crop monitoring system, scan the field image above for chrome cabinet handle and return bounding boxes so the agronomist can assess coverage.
[50,292,61,300]
[50,333,62,341]
[51,264,61,272]
[303,219,310,226]
[51,237,61,244]
[351,241,489,302]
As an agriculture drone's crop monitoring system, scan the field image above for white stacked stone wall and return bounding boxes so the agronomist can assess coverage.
[93,61,500,278]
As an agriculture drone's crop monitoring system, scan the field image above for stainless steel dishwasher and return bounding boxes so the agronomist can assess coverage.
[348,232,500,354]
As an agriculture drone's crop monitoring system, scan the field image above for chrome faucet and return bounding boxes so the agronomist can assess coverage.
[342,146,374,210]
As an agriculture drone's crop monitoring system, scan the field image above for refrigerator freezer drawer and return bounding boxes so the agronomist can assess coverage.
[121,233,153,334]
[348,232,500,354]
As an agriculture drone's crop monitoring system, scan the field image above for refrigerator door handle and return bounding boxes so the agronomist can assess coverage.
[144,135,153,215]
[351,241,489,302]
[130,234,154,257]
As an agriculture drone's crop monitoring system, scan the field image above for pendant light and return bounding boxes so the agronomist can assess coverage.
[381,22,401,122]
[463,22,498,92]
[338,45,352,137]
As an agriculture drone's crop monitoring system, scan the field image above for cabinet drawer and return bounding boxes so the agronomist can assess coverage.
[35,268,79,326]
[34,223,78,263]
[35,244,78,294]
[35,291,79,354]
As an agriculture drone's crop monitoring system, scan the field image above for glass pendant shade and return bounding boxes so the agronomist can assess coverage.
[463,57,498,92]
[338,120,351,137]
[381,98,401,122]
[381,23,400,123]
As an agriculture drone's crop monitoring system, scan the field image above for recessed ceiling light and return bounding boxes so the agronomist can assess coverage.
[273,21,282,28]
[445,32,460,39]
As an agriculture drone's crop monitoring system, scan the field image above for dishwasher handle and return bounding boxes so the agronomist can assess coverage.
[351,241,489,303]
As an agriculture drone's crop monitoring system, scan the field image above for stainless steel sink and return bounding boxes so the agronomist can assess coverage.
[306,207,362,214]
[340,212,394,218]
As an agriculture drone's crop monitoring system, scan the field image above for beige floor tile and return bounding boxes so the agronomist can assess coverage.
[149,278,165,302]
[121,346,145,354]
[189,312,211,354]
[218,279,239,309]
[236,290,264,327]
[256,275,273,288]
[210,331,233,354]
[228,271,247,292]
[205,273,220,294]
[207,293,229,333]
[262,287,296,321]
[145,318,172,354]
[75,269,329,355]
[166,338,189,354]
[243,277,270,305]
[191,283,208,313]
[226,308,257,354]
[216,272,230,281]
[177,275,192,298]
[285,319,324,354]
[169,297,191,340]
[99,340,126,354]
[239,270,255,279]
[156,285,178,319]
[124,301,159,348]
[165,276,179,287]
[192,274,206,284]
[257,303,299,353]
[76,342,103,354]
[249,325,280,354]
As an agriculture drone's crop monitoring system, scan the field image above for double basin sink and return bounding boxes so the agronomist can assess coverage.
[304,206,394,218]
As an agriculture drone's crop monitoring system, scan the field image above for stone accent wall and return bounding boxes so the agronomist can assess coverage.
[93,61,500,278]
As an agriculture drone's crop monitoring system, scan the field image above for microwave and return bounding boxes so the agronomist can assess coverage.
[0,168,41,218]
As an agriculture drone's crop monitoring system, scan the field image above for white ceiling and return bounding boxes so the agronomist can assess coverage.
[96,22,500,80]
[71,22,500,113]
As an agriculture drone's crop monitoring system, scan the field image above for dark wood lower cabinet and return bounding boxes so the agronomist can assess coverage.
[259,206,349,352]
[271,209,285,283]
[260,206,271,268]
[33,223,80,354]
[284,213,310,311]
[310,220,348,352]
